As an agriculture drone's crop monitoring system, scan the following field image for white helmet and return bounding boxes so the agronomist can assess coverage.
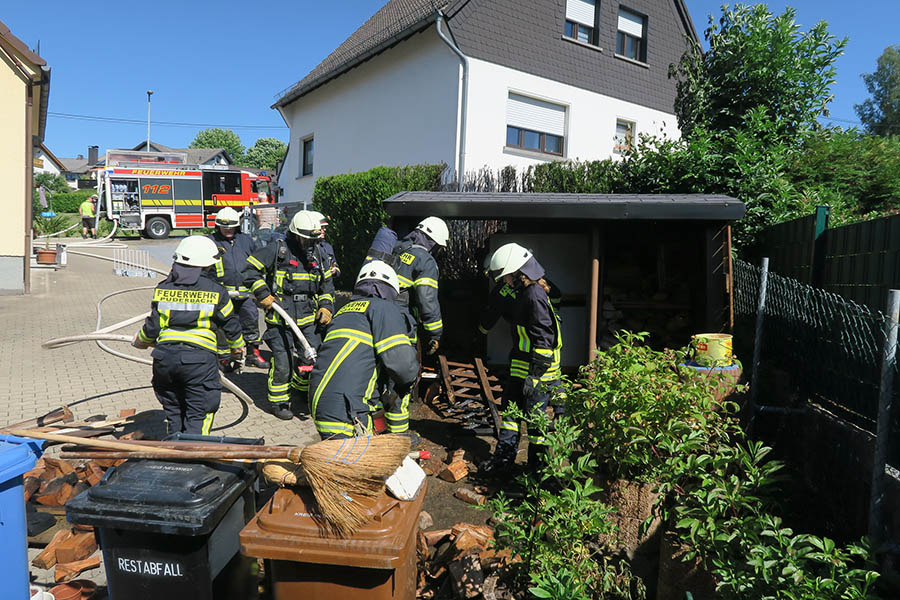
[416,216,449,247]
[356,260,400,295]
[489,243,532,281]
[173,235,221,268]
[288,210,322,239]
[214,207,241,228]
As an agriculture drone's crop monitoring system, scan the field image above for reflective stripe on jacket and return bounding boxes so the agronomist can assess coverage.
[508,283,563,381]
[139,272,244,353]
[208,231,256,291]
[392,241,442,340]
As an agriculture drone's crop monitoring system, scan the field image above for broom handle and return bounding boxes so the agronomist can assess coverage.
[61,449,302,461]
[60,440,279,452]
[7,429,184,454]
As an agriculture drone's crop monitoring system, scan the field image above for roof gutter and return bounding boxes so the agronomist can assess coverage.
[435,11,468,191]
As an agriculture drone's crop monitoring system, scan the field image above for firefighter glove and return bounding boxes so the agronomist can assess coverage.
[523,375,540,399]
[316,307,332,325]
[427,338,440,355]
[231,345,246,362]
[131,331,151,350]
[528,352,553,379]
[259,294,276,309]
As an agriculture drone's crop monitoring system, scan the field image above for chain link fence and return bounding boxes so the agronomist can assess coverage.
[734,258,899,464]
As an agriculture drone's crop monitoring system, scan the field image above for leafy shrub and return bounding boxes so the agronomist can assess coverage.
[669,442,880,599]
[312,164,444,287]
[34,188,97,214]
[489,408,645,600]
[567,331,740,483]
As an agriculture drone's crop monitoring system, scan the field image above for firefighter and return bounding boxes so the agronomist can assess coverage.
[208,207,269,370]
[309,261,418,439]
[480,243,563,473]
[243,210,335,421]
[387,216,449,434]
[309,210,340,279]
[477,254,562,339]
[132,236,244,435]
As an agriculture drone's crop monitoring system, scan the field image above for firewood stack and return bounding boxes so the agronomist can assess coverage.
[416,520,514,600]
[25,455,123,582]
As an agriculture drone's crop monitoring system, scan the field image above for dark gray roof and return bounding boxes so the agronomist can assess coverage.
[274,0,456,108]
[383,192,744,221]
[274,0,699,113]
[59,157,91,173]
[125,141,233,165]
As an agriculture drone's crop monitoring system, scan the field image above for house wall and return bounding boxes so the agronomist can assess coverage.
[0,56,27,292]
[463,57,680,174]
[278,30,461,204]
[33,148,62,177]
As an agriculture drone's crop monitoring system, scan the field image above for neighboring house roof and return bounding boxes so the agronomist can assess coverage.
[37,143,66,172]
[0,19,50,140]
[383,192,745,221]
[125,141,233,165]
[274,0,699,111]
[59,157,91,174]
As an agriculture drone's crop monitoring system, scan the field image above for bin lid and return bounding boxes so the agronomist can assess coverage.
[66,459,255,536]
[0,435,40,483]
[239,483,425,569]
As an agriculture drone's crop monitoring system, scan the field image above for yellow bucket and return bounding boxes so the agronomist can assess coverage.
[691,333,734,367]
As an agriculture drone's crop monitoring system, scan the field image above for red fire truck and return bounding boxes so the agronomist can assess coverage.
[98,150,274,238]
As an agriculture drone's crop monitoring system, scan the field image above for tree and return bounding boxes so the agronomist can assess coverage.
[189,128,245,163]
[34,172,70,195]
[855,45,900,137]
[671,4,846,141]
[244,137,287,170]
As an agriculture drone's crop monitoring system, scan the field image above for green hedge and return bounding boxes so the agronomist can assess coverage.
[312,164,444,288]
[34,188,96,214]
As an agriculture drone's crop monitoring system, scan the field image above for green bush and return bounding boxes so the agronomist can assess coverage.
[312,164,444,288]
[34,187,96,214]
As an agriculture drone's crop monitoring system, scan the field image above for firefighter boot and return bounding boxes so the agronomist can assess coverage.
[246,344,270,369]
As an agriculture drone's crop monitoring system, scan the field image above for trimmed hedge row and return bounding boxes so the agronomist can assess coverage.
[312,164,444,288]
[33,188,96,214]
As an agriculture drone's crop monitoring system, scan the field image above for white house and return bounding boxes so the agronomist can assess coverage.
[273,0,698,203]
[33,143,65,179]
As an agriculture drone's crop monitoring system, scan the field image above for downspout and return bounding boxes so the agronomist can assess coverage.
[24,80,33,294]
[435,12,468,191]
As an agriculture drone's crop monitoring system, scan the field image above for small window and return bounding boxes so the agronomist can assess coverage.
[506,93,567,157]
[614,119,635,154]
[565,0,598,46]
[301,137,314,177]
[616,7,647,62]
[213,173,242,195]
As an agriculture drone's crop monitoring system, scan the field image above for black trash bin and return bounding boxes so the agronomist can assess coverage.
[66,459,257,600]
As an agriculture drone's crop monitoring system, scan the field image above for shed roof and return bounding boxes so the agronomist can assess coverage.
[383,192,745,221]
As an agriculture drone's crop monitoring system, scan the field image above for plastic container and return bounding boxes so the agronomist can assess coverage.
[66,459,257,600]
[240,482,426,600]
[691,333,734,366]
[0,434,42,599]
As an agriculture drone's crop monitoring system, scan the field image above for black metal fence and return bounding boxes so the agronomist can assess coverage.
[733,258,898,465]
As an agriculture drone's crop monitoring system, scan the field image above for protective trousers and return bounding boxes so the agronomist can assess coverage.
[216,296,260,358]
[496,377,560,462]
[151,344,221,435]
[313,393,373,440]
[263,324,321,405]
[380,308,417,433]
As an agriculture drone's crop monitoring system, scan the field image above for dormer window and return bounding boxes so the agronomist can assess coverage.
[565,0,598,46]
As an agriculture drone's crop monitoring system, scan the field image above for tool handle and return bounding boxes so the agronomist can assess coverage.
[7,429,183,454]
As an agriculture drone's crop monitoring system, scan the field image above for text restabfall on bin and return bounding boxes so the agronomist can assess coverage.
[117,557,184,577]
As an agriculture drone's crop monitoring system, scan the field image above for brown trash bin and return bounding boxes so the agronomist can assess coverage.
[240,482,426,600]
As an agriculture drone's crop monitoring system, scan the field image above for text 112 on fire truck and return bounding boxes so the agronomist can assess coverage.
[98,150,274,239]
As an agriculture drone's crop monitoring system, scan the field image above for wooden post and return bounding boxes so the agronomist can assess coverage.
[588,226,600,362]
[726,225,734,331]
[703,225,727,331]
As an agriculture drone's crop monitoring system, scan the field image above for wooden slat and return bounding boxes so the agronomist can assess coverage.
[475,358,503,439]
[438,355,457,405]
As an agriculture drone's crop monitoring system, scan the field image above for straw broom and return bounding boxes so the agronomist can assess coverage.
[9,429,410,536]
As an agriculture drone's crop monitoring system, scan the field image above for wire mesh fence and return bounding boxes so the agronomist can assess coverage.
[734,258,899,464]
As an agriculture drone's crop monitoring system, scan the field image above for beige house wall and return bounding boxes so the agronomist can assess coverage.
[0,61,26,258]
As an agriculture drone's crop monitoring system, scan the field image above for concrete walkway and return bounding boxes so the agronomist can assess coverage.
[1,241,318,591]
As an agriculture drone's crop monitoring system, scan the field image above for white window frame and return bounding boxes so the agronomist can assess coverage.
[614,119,636,154]
[616,6,648,63]
[505,91,569,159]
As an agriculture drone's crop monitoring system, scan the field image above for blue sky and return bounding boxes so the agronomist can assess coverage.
[3,1,897,159]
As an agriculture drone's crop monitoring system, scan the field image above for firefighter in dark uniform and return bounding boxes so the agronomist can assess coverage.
[477,255,562,338]
[310,210,341,279]
[132,236,245,435]
[481,243,563,472]
[309,261,418,439]
[243,210,335,421]
[388,216,449,434]
[207,207,269,370]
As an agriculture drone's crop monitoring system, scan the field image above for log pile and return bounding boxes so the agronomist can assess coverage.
[417,519,515,599]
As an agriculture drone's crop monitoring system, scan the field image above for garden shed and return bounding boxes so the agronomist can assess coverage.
[383,192,746,368]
